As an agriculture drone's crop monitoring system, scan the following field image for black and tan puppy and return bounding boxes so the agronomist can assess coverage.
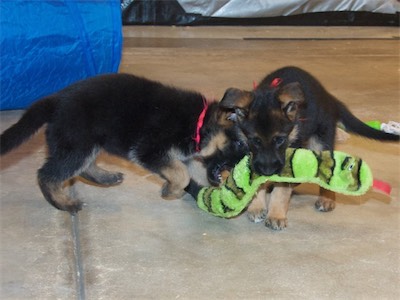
[220,66,399,230]
[0,73,248,213]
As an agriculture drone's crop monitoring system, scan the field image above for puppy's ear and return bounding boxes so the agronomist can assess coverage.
[220,88,253,110]
[218,88,253,124]
[278,82,304,121]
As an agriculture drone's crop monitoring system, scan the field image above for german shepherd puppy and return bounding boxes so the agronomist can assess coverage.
[0,73,248,213]
[219,66,399,230]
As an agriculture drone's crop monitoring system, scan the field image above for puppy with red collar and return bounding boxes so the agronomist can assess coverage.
[1,73,248,212]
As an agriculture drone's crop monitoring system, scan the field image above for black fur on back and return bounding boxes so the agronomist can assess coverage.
[63,74,202,156]
[1,74,211,167]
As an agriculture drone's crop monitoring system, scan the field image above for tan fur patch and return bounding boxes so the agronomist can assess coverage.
[307,135,324,152]
[278,82,305,104]
[288,125,299,144]
[270,109,283,119]
[278,93,294,104]
[336,127,350,143]
[225,89,253,109]
[267,184,293,219]
[199,131,227,157]
[38,179,80,210]
[160,159,190,198]
[235,92,253,108]
[217,110,235,127]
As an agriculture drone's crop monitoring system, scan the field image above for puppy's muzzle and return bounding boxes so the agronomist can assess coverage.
[253,156,284,176]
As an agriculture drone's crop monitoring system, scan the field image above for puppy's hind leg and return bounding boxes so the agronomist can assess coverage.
[37,148,98,213]
[38,178,82,213]
[160,159,190,199]
[80,161,124,186]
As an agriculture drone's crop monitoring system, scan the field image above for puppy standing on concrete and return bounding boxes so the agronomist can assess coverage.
[220,66,399,230]
[0,73,248,213]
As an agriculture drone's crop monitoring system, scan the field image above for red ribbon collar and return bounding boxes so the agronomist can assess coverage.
[193,97,208,152]
[253,77,282,90]
[270,77,283,88]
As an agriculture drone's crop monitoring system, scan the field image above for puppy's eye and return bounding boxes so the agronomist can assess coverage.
[234,140,247,149]
[273,136,287,147]
[250,137,262,147]
[235,140,244,147]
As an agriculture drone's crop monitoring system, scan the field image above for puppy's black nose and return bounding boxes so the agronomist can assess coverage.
[253,161,283,176]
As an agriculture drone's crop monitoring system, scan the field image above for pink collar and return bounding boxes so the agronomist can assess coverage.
[193,97,208,152]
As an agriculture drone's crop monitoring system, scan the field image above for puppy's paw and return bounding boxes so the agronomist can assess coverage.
[93,172,124,186]
[161,182,184,200]
[80,170,124,186]
[265,217,287,230]
[57,200,83,214]
[315,197,336,212]
[104,172,124,185]
[247,209,267,223]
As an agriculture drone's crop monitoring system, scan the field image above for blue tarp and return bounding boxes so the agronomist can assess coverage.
[0,0,123,110]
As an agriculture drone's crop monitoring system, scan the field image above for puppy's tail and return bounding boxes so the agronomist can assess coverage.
[1,96,58,155]
[338,102,399,141]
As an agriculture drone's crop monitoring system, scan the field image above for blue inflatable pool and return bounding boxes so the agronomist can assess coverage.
[0,0,122,110]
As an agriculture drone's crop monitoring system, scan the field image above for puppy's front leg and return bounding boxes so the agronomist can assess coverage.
[247,186,267,223]
[160,159,190,199]
[265,184,293,230]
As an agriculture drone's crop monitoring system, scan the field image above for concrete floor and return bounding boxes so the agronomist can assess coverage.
[1,26,399,299]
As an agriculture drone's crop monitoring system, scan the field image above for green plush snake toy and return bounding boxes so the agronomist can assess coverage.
[197,148,373,218]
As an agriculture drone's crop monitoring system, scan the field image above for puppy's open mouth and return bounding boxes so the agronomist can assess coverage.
[208,163,232,186]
